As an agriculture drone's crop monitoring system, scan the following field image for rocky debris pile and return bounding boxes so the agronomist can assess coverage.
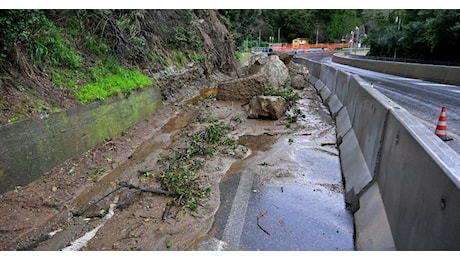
[217,53,308,120]
[216,54,291,102]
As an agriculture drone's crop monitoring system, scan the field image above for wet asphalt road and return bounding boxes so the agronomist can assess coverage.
[323,58,460,154]
[198,133,355,251]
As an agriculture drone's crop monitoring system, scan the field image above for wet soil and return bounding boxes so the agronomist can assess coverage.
[0,75,336,251]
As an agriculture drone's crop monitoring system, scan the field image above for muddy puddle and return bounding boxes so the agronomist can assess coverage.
[224,134,279,175]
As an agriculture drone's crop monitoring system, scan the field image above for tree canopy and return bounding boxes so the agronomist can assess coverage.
[219,9,460,63]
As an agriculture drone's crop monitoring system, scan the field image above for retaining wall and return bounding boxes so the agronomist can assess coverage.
[294,56,460,250]
[0,87,162,195]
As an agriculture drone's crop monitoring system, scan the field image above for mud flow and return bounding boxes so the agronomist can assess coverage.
[0,78,352,251]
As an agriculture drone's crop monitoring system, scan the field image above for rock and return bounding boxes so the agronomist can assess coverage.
[248,55,291,88]
[216,73,269,102]
[291,74,306,90]
[271,51,294,65]
[217,54,291,102]
[247,95,287,120]
[288,62,309,89]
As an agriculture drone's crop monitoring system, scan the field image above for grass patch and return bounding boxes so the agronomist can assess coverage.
[170,50,187,68]
[75,61,153,103]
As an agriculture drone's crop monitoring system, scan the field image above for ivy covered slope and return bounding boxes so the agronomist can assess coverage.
[0,9,236,125]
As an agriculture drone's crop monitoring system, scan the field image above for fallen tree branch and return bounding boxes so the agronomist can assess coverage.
[81,185,125,215]
[162,204,172,221]
[256,210,271,236]
[119,182,177,196]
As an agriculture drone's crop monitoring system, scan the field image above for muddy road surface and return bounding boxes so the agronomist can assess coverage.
[0,76,354,251]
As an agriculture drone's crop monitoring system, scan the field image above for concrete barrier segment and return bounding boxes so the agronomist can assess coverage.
[329,69,339,94]
[334,70,351,103]
[311,60,322,79]
[354,182,396,251]
[338,129,373,210]
[314,80,326,93]
[335,107,352,144]
[322,64,339,94]
[344,74,401,177]
[319,63,331,85]
[293,57,321,79]
[319,84,332,104]
[376,108,460,250]
[326,94,343,119]
[308,75,318,86]
[292,57,309,68]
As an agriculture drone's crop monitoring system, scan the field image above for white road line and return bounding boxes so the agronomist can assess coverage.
[221,170,254,250]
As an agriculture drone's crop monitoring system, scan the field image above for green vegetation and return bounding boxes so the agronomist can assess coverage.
[0,9,208,118]
[165,240,172,250]
[263,85,305,128]
[75,62,153,103]
[154,114,238,211]
[90,167,106,181]
[186,51,204,63]
[220,9,460,63]
[232,115,245,124]
[366,10,460,62]
[170,25,203,49]
[31,19,82,69]
[0,10,43,61]
[170,50,187,68]
[263,85,301,109]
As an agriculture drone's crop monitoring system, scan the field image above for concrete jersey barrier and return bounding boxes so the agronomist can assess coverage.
[332,53,460,86]
[293,56,460,250]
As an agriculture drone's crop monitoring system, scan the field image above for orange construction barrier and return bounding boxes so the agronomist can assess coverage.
[271,43,349,53]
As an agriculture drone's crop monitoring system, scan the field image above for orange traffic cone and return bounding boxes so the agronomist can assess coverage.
[435,107,453,141]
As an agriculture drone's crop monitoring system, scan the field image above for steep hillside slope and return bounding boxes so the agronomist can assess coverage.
[0,9,237,125]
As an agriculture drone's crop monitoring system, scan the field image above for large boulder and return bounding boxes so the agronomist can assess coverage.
[290,74,306,90]
[217,54,291,102]
[247,54,291,88]
[247,95,287,120]
[216,73,269,102]
[287,62,309,89]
